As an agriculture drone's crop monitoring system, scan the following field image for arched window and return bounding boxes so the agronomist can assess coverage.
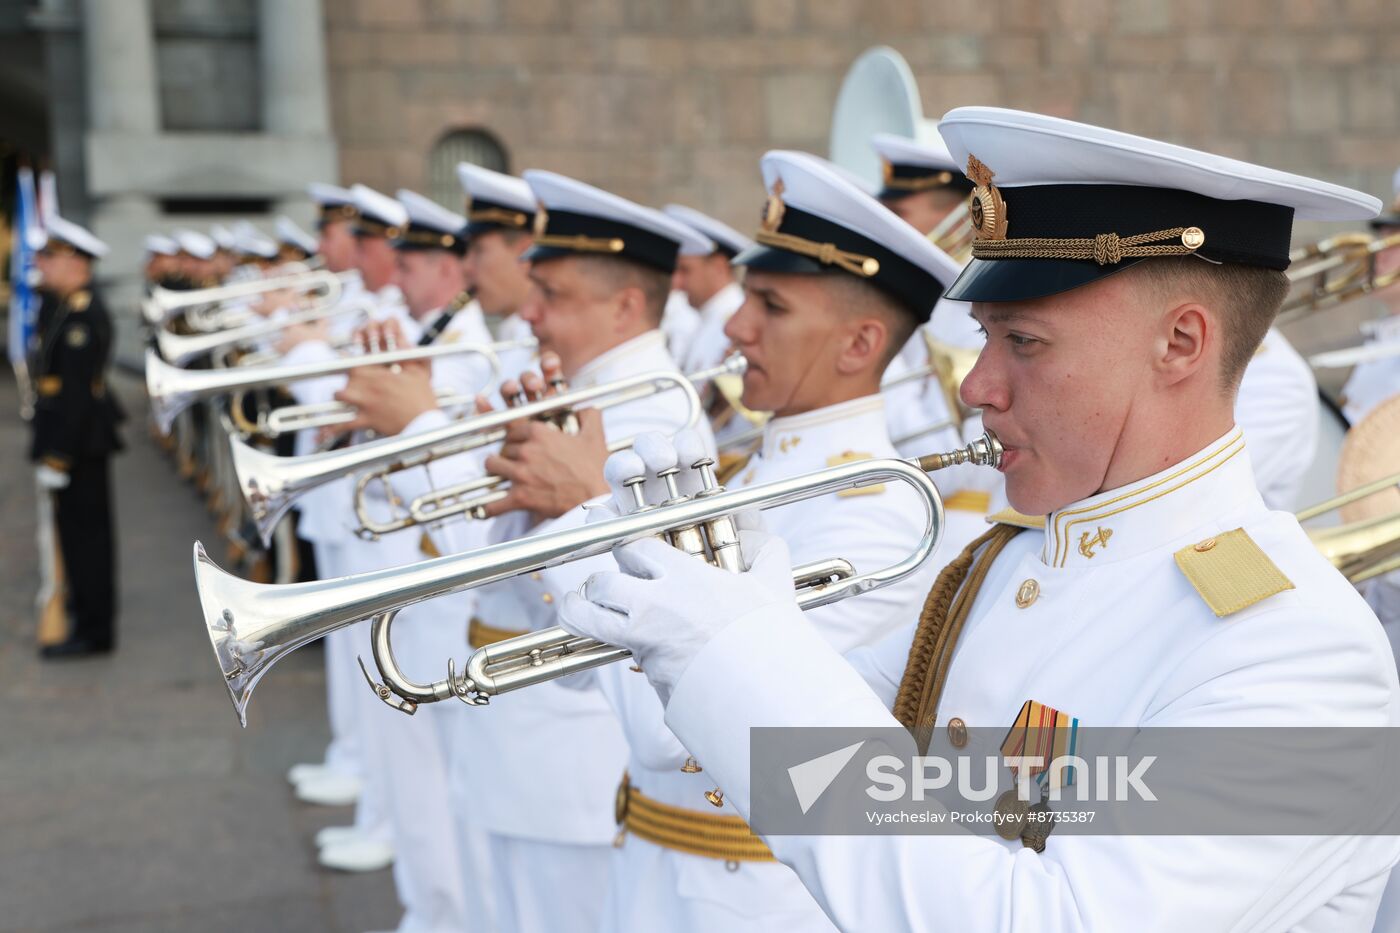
[427,129,508,211]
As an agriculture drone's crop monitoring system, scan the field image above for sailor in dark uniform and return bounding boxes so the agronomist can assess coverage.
[29,216,124,659]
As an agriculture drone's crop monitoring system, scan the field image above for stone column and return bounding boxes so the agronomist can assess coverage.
[81,0,159,133]
[80,0,161,367]
[259,0,333,219]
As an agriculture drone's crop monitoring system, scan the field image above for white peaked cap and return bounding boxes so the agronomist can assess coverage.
[308,181,355,207]
[351,184,409,229]
[754,149,961,286]
[275,216,318,254]
[39,215,110,258]
[871,131,961,173]
[174,229,217,260]
[396,189,466,234]
[937,107,1379,221]
[144,234,179,257]
[662,204,755,257]
[522,170,711,271]
[233,221,277,259]
[456,163,536,214]
[209,224,237,251]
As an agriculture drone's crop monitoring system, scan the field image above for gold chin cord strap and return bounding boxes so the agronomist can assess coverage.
[754,230,881,277]
[972,226,1206,266]
[892,523,1022,754]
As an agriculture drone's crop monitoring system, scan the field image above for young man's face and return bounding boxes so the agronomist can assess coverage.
[355,235,398,292]
[35,249,91,296]
[518,256,630,377]
[318,221,356,273]
[881,190,961,238]
[672,253,733,309]
[464,231,531,318]
[724,269,849,417]
[394,250,457,319]
[961,273,1159,516]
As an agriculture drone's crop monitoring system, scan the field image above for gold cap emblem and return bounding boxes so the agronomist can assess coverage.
[761,179,786,233]
[966,154,1008,241]
[533,206,549,238]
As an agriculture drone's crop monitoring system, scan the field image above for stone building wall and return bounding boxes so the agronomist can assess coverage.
[322,0,1399,234]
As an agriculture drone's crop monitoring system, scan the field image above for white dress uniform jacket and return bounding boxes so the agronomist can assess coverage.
[678,281,744,376]
[1235,327,1319,510]
[883,310,1001,557]
[283,280,418,789]
[330,298,491,933]
[663,290,701,358]
[597,395,940,933]
[460,330,714,932]
[663,427,1400,932]
[1341,315,1400,427]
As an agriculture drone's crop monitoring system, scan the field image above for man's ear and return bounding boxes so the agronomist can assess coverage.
[614,285,648,332]
[835,315,890,376]
[1158,301,1209,387]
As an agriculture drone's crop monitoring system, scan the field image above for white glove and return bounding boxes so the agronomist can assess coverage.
[36,464,70,490]
[558,430,792,705]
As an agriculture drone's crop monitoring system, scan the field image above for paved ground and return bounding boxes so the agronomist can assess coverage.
[0,372,398,932]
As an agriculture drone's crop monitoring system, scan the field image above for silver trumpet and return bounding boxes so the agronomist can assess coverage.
[154,297,373,367]
[231,356,743,545]
[143,268,352,325]
[145,339,506,435]
[195,431,1003,724]
[260,389,479,439]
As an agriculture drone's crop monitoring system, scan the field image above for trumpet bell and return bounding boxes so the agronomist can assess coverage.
[145,349,196,435]
[229,435,298,545]
[196,541,279,726]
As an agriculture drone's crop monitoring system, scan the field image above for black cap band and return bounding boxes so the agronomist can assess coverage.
[525,208,681,273]
[735,205,941,321]
[879,162,976,201]
[393,222,467,256]
[353,216,403,239]
[464,197,534,238]
[978,184,1295,270]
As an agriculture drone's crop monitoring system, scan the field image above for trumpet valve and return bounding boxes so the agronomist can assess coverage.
[689,456,743,572]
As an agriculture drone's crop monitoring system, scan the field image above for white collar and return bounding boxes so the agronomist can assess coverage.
[699,281,744,319]
[1041,427,1258,569]
[761,394,888,461]
[573,329,671,386]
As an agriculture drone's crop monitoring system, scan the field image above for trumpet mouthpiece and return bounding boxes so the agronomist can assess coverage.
[917,431,1003,473]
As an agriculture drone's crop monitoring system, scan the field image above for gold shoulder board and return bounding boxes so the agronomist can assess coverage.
[1173,528,1294,618]
[986,508,1045,530]
[68,290,91,312]
[829,451,883,497]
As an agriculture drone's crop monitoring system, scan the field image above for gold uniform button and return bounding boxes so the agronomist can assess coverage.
[947,717,968,748]
[542,592,555,604]
[530,571,543,581]
[1194,538,1217,552]
[1015,579,1040,609]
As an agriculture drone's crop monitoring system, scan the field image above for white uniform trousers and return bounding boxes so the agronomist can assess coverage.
[445,706,497,933]
[487,834,611,933]
[311,539,362,781]
[354,624,468,932]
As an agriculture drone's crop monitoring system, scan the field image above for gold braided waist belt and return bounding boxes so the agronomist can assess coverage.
[467,617,529,649]
[616,773,775,863]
